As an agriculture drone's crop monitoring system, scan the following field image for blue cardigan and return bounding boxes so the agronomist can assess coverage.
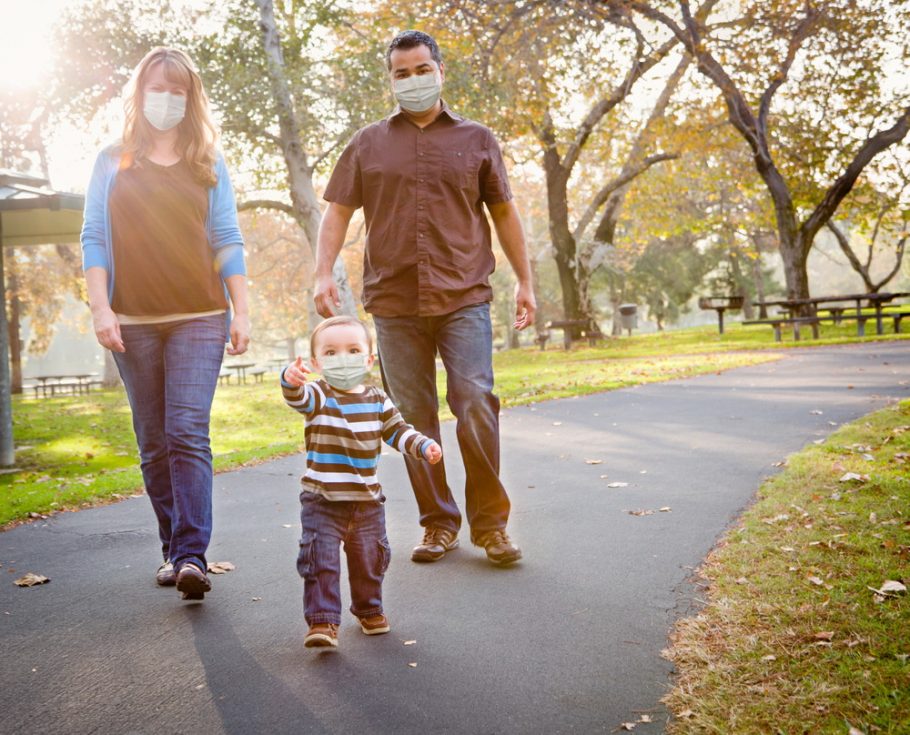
[80,146,247,305]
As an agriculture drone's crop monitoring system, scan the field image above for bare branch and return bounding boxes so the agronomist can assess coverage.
[237,199,295,216]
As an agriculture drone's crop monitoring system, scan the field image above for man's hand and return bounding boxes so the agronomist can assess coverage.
[424,441,443,464]
[283,356,314,387]
[513,281,537,331]
[313,273,340,318]
[227,313,251,355]
[92,306,125,353]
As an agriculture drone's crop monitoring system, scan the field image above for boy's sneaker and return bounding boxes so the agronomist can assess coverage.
[305,623,339,648]
[155,560,176,586]
[472,529,522,566]
[359,614,390,636]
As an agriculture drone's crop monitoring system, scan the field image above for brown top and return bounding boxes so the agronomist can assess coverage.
[323,103,513,317]
[109,158,227,316]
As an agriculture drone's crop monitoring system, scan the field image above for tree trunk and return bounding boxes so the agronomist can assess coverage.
[727,252,753,319]
[0,223,15,466]
[255,0,355,319]
[7,257,22,394]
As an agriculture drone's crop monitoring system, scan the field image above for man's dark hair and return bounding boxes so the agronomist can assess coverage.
[386,30,443,70]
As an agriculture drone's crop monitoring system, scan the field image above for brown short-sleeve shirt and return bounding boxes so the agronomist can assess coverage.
[323,103,513,317]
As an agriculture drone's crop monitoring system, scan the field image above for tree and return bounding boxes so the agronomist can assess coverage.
[622,0,910,310]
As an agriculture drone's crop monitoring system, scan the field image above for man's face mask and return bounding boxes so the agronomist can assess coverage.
[143,91,187,131]
[319,353,371,391]
[392,71,441,114]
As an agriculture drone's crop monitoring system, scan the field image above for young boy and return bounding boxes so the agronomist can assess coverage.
[281,315,442,648]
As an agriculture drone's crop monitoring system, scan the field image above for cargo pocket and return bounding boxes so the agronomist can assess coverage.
[377,537,391,576]
[297,531,316,578]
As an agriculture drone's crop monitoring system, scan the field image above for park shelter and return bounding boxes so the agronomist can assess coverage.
[0,170,84,466]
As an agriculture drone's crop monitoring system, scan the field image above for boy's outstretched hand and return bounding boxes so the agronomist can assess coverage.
[283,356,313,388]
[424,441,443,465]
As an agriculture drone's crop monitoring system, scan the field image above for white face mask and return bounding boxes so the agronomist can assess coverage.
[393,72,441,114]
[143,91,187,131]
[320,353,371,391]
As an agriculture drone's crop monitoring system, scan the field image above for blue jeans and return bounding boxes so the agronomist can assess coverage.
[113,314,225,572]
[372,302,510,537]
[298,492,390,625]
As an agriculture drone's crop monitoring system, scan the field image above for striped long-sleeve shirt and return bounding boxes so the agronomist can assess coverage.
[282,378,433,502]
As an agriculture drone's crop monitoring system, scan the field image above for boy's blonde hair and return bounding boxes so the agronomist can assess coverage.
[310,316,374,356]
[121,47,219,187]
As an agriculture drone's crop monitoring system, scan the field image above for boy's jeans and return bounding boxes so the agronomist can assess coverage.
[113,314,225,572]
[373,302,510,537]
[298,492,390,626]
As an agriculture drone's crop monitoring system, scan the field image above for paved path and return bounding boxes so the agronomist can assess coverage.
[1,341,908,735]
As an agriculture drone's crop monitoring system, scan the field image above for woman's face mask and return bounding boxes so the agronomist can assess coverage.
[319,353,371,391]
[392,71,441,114]
[143,91,186,131]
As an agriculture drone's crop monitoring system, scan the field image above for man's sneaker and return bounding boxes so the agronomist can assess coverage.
[305,623,339,648]
[359,614,390,636]
[155,560,176,586]
[472,529,522,566]
[411,527,459,563]
[175,562,212,600]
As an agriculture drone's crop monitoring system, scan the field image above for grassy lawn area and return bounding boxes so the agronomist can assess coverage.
[663,399,910,733]
[1,319,907,527]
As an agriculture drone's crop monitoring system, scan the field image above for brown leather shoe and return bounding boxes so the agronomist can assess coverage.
[472,529,522,566]
[411,527,459,562]
[176,562,212,600]
[305,623,339,648]
[155,560,176,586]
[358,613,390,635]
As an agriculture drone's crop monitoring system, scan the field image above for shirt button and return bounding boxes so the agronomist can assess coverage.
[419,179,424,183]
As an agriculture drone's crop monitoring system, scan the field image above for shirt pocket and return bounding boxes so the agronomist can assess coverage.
[442,150,483,191]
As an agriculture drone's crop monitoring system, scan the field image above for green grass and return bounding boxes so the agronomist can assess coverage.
[2,318,907,527]
[663,399,910,734]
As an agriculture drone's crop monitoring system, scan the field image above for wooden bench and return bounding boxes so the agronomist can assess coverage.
[890,311,910,332]
[742,316,820,342]
[218,369,232,386]
[542,320,604,350]
[814,312,871,336]
[249,367,269,383]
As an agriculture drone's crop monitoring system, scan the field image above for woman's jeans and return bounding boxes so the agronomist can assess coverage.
[372,302,510,538]
[298,492,390,626]
[113,314,225,572]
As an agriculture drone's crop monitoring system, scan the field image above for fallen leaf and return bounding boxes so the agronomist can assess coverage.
[638,715,653,723]
[810,409,824,415]
[207,561,235,574]
[628,509,654,516]
[761,654,777,662]
[848,726,865,735]
[838,472,868,483]
[408,662,417,668]
[619,724,636,732]
[403,640,416,646]
[879,580,907,594]
[659,506,672,512]
[677,709,695,719]
[282,524,293,528]
[813,439,825,445]
[735,577,749,585]
[552,421,562,426]
[607,482,629,488]
[600,474,609,479]
[14,573,49,587]
[808,576,825,586]
[585,459,603,465]
[812,631,835,642]
[251,597,262,602]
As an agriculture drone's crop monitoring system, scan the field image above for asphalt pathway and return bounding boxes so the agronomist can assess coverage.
[1,341,908,735]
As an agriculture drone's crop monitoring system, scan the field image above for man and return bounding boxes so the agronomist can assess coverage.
[314,30,536,566]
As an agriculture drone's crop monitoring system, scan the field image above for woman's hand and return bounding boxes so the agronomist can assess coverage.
[227,313,251,355]
[283,356,313,387]
[92,306,125,353]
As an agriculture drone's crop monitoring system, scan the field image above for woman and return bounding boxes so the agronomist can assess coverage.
[81,47,250,601]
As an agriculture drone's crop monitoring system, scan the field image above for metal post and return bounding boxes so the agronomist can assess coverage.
[0,219,15,466]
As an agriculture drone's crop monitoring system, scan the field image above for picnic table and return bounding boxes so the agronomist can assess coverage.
[698,296,744,335]
[29,373,100,398]
[223,362,256,384]
[747,292,910,341]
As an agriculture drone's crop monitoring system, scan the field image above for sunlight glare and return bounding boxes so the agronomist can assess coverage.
[0,1,67,91]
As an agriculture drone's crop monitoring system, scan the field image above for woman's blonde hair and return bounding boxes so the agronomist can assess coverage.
[121,47,218,187]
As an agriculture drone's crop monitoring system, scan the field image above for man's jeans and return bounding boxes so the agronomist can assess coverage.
[113,314,225,572]
[373,302,510,537]
[298,492,390,626]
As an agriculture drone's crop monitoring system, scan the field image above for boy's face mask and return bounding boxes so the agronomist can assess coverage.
[319,353,370,391]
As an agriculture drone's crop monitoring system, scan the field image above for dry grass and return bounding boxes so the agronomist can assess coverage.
[663,401,910,734]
